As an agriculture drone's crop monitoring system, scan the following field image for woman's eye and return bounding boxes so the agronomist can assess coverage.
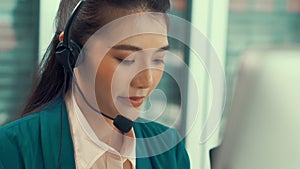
[116,58,135,65]
[153,58,165,65]
[123,60,135,65]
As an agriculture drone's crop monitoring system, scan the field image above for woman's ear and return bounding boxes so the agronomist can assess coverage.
[59,32,64,42]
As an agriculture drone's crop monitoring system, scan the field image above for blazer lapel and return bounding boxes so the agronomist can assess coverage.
[40,98,75,169]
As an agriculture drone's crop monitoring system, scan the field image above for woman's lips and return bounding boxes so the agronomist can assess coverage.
[118,96,145,107]
[129,96,145,107]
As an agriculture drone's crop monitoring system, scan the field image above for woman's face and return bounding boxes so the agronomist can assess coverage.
[94,34,169,120]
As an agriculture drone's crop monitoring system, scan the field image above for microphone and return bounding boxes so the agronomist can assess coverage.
[113,115,133,133]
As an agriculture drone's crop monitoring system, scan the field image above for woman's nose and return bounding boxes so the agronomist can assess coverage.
[130,69,153,89]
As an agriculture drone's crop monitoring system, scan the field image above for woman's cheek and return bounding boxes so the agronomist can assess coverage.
[154,69,164,84]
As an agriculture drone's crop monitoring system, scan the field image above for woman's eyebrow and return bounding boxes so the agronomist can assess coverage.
[156,45,170,52]
[111,44,170,52]
[112,45,141,51]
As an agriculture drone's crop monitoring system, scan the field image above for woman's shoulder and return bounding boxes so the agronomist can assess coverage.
[0,112,41,133]
[0,112,41,160]
[0,107,58,168]
[0,97,63,138]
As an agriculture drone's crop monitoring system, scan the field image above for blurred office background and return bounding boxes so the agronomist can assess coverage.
[0,0,39,124]
[0,0,300,169]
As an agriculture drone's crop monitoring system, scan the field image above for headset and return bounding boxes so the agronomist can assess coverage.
[54,0,134,167]
[55,0,133,133]
[54,1,133,168]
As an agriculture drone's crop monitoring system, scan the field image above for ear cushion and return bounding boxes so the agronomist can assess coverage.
[55,40,82,70]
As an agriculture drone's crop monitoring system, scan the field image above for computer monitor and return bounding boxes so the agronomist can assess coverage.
[212,47,300,169]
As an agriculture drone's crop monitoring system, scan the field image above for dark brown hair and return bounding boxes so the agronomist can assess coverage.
[22,0,170,115]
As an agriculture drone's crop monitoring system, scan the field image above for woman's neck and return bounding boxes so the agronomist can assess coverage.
[73,91,134,152]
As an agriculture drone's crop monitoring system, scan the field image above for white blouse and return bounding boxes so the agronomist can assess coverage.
[65,92,136,169]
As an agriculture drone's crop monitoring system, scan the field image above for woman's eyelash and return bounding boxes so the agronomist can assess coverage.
[116,57,135,64]
[153,58,165,64]
[116,57,164,65]
[122,60,135,64]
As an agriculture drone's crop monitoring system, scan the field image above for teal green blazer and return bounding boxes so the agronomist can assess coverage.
[0,98,190,169]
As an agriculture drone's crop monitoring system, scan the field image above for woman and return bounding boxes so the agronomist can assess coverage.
[0,0,190,168]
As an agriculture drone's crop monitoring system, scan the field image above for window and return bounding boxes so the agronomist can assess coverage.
[0,0,39,125]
